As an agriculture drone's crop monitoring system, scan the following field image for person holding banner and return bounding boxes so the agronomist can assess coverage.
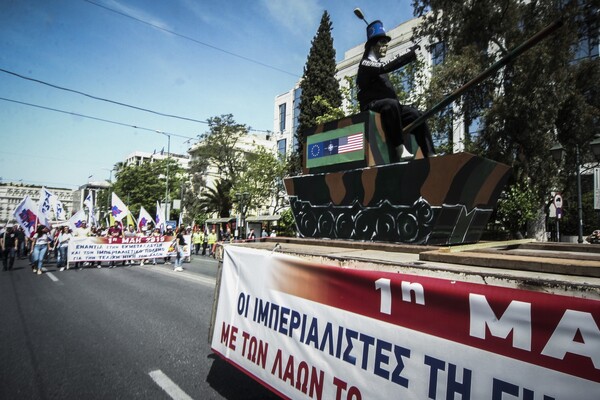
[107,221,123,268]
[31,225,53,275]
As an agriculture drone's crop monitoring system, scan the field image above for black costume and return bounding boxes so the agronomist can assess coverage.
[356,21,435,161]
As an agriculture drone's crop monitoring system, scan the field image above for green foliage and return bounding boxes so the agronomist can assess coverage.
[197,179,233,218]
[294,10,342,174]
[192,114,249,183]
[186,114,249,219]
[411,0,600,235]
[496,181,538,237]
[313,95,346,125]
[233,145,288,214]
[110,158,183,220]
[277,208,297,237]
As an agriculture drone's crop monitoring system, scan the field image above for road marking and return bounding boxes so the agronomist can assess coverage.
[137,266,216,286]
[45,272,59,282]
[149,370,193,400]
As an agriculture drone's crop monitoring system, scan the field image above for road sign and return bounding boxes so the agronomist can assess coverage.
[554,193,563,219]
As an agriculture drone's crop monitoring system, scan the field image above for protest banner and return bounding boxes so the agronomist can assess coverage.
[68,235,191,263]
[211,246,600,399]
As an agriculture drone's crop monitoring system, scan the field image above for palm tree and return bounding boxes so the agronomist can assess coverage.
[198,180,232,218]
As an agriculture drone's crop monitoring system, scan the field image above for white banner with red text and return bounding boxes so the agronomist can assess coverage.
[67,235,191,263]
[211,246,600,400]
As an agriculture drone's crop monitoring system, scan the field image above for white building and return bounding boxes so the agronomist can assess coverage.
[0,183,75,225]
[123,150,190,170]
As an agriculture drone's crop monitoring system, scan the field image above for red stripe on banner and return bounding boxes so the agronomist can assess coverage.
[338,133,363,153]
[272,258,600,383]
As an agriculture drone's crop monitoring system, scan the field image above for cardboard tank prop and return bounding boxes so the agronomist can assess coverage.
[284,15,563,246]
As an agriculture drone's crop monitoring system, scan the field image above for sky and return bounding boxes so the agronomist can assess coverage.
[0,0,415,189]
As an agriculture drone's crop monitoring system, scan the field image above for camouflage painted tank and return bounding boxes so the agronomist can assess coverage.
[284,111,511,245]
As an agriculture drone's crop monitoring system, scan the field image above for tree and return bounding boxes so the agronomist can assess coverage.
[110,158,183,221]
[187,114,287,220]
[292,10,342,174]
[186,115,248,220]
[233,146,288,214]
[197,179,233,219]
[411,0,600,239]
[191,114,249,183]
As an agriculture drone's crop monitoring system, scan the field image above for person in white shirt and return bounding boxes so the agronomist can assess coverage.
[55,226,73,271]
[31,225,53,275]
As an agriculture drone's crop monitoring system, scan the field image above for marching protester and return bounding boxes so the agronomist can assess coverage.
[73,221,91,269]
[55,225,72,271]
[173,225,186,272]
[31,225,53,275]
[192,228,203,255]
[16,226,26,259]
[202,229,209,256]
[123,224,137,265]
[148,227,161,265]
[1,225,19,272]
[164,225,174,264]
[107,221,123,268]
[207,228,217,258]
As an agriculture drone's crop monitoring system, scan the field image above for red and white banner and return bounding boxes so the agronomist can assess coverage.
[211,246,600,400]
[68,235,191,263]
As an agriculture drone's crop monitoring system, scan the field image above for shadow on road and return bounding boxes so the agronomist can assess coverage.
[206,354,282,400]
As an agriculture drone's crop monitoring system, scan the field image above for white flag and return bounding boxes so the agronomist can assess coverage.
[111,193,129,222]
[13,196,40,236]
[155,201,166,233]
[38,187,54,217]
[67,209,87,231]
[138,206,153,232]
[54,198,66,221]
[83,193,97,226]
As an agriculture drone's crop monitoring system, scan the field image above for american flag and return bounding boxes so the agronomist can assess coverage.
[338,133,364,153]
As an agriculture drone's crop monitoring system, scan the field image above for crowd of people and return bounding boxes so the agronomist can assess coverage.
[2,221,277,275]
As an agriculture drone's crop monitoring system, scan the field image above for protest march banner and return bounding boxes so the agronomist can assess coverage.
[68,235,191,263]
[211,246,600,400]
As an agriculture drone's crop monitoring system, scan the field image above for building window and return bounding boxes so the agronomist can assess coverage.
[293,87,302,148]
[277,139,287,159]
[279,103,286,133]
[431,42,446,66]
[568,1,598,61]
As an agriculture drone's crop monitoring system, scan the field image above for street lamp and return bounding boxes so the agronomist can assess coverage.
[550,135,600,243]
[156,131,171,221]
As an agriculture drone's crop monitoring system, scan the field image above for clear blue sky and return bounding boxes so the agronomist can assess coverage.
[0,0,414,189]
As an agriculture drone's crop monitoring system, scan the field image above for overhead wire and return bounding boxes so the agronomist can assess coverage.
[82,0,300,78]
[0,67,208,125]
[0,96,195,140]
[0,67,270,134]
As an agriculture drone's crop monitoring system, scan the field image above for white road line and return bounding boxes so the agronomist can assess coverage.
[45,272,59,282]
[138,266,216,286]
[149,370,193,400]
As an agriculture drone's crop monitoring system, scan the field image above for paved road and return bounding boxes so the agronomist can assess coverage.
[0,255,281,400]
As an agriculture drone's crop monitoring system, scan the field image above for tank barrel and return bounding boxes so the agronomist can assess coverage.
[402,18,564,135]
